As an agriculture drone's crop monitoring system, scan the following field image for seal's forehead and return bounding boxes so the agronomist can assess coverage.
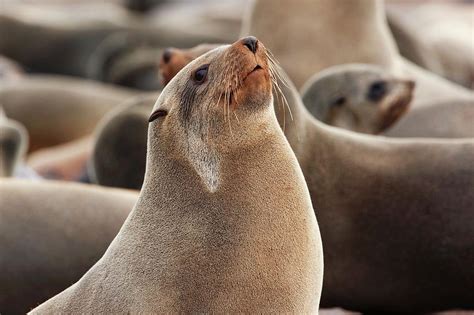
[152,45,230,112]
[182,45,230,73]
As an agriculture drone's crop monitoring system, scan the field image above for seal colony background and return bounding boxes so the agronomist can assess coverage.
[0,0,473,314]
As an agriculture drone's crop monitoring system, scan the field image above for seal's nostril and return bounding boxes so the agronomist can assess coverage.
[162,49,172,64]
[242,36,258,54]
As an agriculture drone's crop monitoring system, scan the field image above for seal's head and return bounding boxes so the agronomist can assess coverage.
[0,108,28,177]
[149,37,274,191]
[301,64,415,134]
[159,44,222,86]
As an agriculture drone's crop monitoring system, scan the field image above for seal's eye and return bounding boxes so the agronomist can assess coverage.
[367,81,387,102]
[192,64,209,84]
[148,109,168,123]
[331,96,346,107]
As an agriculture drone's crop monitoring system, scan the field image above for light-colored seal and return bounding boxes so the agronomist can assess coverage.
[32,37,324,313]
[0,179,137,314]
[300,63,414,134]
[241,0,473,107]
[0,75,140,152]
[88,95,157,189]
[0,107,28,177]
[160,40,474,312]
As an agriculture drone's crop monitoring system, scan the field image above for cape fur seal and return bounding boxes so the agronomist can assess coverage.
[300,64,414,134]
[32,37,324,313]
[160,42,474,312]
[241,0,473,107]
[88,95,157,189]
[0,179,137,314]
[0,75,140,152]
[0,108,28,177]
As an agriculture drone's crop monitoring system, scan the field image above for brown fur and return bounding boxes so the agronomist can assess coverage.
[241,0,473,107]
[32,38,323,313]
[0,179,137,314]
[159,41,474,312]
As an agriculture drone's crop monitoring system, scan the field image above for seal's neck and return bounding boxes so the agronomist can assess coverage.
[135,117,305,223]
[274,78,344,184]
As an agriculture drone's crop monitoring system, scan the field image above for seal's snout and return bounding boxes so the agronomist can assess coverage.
[242,36,258,54]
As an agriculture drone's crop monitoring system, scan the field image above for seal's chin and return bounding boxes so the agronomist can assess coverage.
[377,88,413,132]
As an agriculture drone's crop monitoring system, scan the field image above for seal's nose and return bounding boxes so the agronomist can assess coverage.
[162,49,173,64]
[242,36,258,54]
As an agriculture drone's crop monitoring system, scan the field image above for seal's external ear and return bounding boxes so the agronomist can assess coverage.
[148,109,168,123]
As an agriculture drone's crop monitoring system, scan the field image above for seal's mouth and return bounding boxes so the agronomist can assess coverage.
[252,64,263,72]
[244,64,263,81]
